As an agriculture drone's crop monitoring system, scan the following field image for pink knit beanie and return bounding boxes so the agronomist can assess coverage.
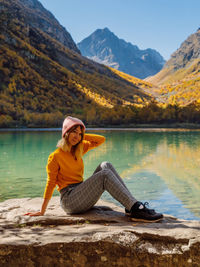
[62,116,86,137]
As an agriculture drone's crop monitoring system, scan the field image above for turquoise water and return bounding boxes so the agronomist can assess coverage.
[0,129,200,220]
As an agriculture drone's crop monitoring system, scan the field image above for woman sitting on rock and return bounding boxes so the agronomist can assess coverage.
[25,116,163,222]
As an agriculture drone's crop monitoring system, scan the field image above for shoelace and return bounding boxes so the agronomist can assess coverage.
[142,202,156,214]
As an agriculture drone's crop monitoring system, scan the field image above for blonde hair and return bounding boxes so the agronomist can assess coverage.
[57,125,85,160]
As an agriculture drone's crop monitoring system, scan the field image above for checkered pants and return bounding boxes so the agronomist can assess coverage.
[60,161,137,214]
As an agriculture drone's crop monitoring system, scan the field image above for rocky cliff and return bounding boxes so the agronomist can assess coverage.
[0,0,80,53]
[165,28,200,70]
[77,28,165,79]
[146,28,200,105]
[0,197,200,266]
[147,28,200,85]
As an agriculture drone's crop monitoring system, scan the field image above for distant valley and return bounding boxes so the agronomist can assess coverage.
[78,26,200,106]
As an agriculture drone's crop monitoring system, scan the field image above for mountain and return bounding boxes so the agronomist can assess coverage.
[165,28,200,70]
[1,0,80,53]
[77,28,165,79]
[147,28,200,105]
[0,0,154,127]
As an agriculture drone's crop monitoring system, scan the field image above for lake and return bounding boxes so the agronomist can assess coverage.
[0,129,200,220]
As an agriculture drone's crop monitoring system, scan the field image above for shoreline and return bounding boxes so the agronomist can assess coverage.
[1,123,200,132]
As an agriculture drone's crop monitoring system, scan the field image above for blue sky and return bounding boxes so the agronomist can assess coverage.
[39,0,199,60]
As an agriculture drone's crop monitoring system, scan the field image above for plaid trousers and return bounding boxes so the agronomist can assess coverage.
[60,161,137,214]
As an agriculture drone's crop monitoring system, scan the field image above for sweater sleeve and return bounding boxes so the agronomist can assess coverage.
[83,133,106,154]
[43,152,59,200]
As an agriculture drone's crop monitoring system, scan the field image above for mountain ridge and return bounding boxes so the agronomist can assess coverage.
[165,28,200,70]
[1,0,200,127]
[148,28,200,84]
[77,28,165,79]
[0,0,155,127]
[0,0,80,53]
[146,28,200,105]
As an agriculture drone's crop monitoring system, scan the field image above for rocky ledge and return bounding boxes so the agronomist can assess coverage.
[0,197,200,267]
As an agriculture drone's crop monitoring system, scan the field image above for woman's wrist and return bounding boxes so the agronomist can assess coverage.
[41,198,50,215]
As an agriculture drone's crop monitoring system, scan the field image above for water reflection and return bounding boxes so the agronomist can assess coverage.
[115,132,200,219]
[84,131,166,201]
[0,130,200,220]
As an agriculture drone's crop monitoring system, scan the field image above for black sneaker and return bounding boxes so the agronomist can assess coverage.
[129,201,163,222]
[125,205,156,216]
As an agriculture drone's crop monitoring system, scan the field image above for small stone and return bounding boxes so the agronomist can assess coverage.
[101,256,107,262]
[95,250,102,255]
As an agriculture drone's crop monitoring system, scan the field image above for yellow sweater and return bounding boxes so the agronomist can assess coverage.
[43,134,105,199]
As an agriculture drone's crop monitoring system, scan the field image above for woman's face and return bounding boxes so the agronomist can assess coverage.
[67,125,83,147]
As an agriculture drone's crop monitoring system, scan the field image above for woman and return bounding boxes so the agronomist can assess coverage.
[25,116,163,222]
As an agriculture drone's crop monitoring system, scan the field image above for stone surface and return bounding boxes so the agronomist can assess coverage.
[0,197,200,267]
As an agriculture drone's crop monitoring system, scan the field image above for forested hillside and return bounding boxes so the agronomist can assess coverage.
[0,0,154,127]
[1,0,200,128]
[147,28,200,106]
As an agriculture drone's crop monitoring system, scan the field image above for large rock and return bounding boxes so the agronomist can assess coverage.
[0,197,199,266]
